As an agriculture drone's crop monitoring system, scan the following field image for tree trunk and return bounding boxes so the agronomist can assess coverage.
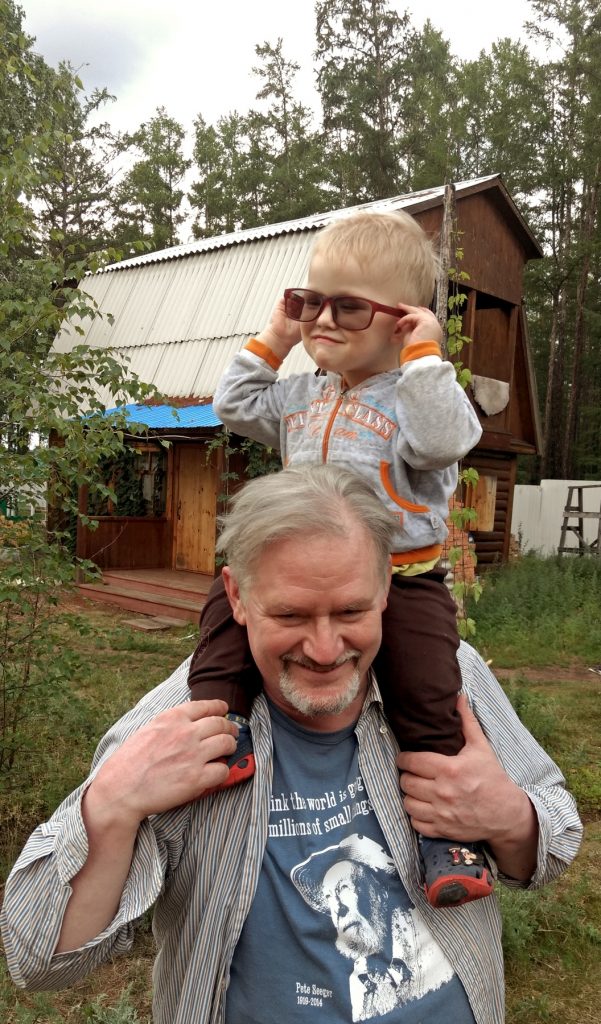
[562,165,600,477]
[541,287,568,479]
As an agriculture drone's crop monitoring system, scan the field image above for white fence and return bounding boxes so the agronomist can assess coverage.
[511,479,601,556]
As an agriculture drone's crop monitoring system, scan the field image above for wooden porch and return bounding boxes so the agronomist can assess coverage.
[78,568,214,623]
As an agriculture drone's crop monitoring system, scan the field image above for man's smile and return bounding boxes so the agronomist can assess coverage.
[282,652,360,675]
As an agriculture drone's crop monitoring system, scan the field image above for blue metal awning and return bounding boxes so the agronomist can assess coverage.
[103,403,222,429]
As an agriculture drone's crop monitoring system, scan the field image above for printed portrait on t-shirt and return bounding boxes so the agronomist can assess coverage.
[291,833,453,1022]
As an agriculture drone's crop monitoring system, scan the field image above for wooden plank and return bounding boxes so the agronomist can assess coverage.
[466,474,497,532]
[78,517,170,569]
[463,450,516,566]
[78,584,203,623]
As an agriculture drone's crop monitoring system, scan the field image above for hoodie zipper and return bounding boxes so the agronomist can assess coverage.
[321,388,346,462]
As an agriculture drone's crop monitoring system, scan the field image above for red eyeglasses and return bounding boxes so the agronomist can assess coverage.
[283,288,401,331]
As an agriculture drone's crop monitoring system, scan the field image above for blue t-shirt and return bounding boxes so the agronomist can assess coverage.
[225,703,475,1023]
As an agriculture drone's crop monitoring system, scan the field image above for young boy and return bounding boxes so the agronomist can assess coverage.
[188,211,487,908]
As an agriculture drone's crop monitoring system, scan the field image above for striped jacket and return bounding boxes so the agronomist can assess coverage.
[1,645,582,1024]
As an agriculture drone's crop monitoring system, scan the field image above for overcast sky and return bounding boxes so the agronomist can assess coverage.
[20,0,544,137]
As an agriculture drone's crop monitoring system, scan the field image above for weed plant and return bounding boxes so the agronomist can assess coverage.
[0,609,192,875]
[468,553,601,666]
[0,958,150,1022]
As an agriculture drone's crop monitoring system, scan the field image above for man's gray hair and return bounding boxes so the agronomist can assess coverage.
[216,464,395,593]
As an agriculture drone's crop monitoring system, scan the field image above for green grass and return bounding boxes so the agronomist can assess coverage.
[1,560,600,1023]
[469,552,601,666]
[470,554,601,1022]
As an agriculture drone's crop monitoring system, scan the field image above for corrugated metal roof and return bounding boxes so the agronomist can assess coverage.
[100,176,500,272]
[58,232,317,357]
[104,403,222,429]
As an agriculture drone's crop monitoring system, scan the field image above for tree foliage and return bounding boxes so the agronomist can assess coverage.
[315,0,414,202]
[114,106,191,251]
[32,64,117,267]
[523,0,601,479]
[190,39,327,236]
[0,1,156,778]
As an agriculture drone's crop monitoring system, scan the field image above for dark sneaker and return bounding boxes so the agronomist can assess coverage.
[206,720,255,795]
[420,836,494,908]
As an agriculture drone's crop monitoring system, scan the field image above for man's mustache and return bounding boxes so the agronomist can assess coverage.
[281,651,360,673]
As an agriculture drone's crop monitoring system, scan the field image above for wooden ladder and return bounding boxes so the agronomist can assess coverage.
[558,484,601,556]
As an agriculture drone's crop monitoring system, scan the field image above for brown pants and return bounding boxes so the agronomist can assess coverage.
[188,570,463,756]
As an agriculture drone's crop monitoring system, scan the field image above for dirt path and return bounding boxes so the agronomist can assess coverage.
[493,663,600,684]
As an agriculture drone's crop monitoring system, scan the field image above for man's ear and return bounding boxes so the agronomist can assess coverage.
[381,560,392,611]
[221,566,247,626]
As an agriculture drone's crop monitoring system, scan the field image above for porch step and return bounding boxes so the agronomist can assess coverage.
[78,582,204,624]
[98,569,211,601]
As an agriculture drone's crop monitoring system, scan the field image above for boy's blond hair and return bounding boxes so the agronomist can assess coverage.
[311,210,438,308]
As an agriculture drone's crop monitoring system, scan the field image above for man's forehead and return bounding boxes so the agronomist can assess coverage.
[325,859,361,881]
[247,537,383,604]
[257,522,378,568]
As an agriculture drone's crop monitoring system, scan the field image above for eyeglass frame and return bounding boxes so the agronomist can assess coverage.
[283,288,402,331]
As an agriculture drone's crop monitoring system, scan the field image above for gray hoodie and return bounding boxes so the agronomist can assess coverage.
[214,342,482,562]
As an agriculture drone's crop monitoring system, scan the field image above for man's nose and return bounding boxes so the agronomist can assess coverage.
[301,618,345,665]
[329,894,348,921]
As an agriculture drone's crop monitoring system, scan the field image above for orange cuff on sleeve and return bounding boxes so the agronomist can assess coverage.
[244,338,283,371]
[400,340,442,365]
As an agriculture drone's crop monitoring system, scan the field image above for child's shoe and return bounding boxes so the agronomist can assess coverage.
[419,836,494,908]
[206,714,255,795]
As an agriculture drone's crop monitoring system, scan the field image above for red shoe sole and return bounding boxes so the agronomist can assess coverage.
[425,869,494,908]
[219,753,256,789]
[204,754,256,797]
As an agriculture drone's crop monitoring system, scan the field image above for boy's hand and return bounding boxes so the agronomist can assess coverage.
[394,303,443,350]
[255,298,302,361]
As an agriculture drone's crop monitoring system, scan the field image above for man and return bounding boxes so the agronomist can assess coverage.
[1,465,582,1024]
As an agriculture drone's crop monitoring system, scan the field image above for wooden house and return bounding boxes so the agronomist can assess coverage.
[53,174,542,620]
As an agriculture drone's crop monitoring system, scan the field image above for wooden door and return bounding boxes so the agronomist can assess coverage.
[173,445,218,573]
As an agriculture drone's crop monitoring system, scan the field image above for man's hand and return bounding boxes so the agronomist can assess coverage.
[394,303,443,350]
[397,694,538,879]
[55,700,239,953]
[255,298,302,361]
[89,699,239,829]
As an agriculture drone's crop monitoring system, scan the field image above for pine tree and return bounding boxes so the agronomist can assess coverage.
[315,0,414,202]
[190,39,327,236]
[114,107,191,251]
[397,20,459,190]
[452,40,549,208]
[524,0,601,479]
[189,111,249,237]
[249,39,327,222]
[32,63,116,267]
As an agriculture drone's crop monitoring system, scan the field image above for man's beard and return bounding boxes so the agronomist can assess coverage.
[278,651,362,718]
